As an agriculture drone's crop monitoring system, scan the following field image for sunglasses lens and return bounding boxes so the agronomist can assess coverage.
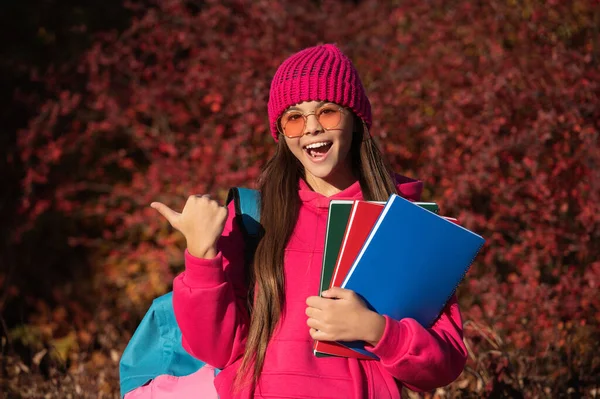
[281,112,304,137]
[318,106,342,129]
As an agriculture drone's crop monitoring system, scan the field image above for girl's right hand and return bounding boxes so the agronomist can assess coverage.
[150,195,228,259]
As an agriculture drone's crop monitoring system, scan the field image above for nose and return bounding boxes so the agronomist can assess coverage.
[303,113,323,136]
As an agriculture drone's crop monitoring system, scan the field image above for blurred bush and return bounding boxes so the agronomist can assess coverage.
[2,0,599,397]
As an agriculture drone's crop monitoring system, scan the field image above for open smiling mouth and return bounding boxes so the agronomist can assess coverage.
[304,141,333,159]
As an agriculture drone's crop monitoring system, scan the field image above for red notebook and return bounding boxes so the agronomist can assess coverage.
[314,201,384,359]
[330,201,385,289]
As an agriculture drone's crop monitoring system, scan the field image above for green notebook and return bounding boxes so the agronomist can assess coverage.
[320,200,355,293]
[315,200,354,358]
[415,202,438,214]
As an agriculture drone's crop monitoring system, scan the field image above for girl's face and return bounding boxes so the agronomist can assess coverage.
[281,101,355,195]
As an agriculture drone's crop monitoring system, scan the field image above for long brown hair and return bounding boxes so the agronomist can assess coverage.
[235,114,397,390]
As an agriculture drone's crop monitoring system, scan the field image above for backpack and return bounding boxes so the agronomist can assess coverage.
[119,187,261,398]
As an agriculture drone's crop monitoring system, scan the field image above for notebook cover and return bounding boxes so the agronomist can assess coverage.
[315,200,440,359]
[319,200,354,294]
[339,194,484,355]
[415,202,439,214]
[330,201,385,290]
[314,200,374,360]
[330,201,439,290]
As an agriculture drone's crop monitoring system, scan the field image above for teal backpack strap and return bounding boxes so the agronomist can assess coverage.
[227,187,262,267]
[226,187,261,237]
[119,188,261,397]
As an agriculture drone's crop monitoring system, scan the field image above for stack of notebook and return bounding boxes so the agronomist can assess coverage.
[313,194,484,359]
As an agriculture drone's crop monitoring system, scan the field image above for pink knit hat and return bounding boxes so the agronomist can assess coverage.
[267,44,372,141]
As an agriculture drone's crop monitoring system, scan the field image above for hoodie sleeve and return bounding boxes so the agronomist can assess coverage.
[172,201,250,369]
[366,296,468,392]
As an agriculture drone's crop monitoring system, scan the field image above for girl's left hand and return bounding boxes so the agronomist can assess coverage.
[305,287,386,346]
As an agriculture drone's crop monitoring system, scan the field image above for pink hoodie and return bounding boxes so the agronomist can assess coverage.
[173,176,468,399]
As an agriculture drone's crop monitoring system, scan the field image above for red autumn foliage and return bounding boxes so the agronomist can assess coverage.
[4,0,599,397]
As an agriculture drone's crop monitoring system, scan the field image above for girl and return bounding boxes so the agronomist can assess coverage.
[151,44,467,399]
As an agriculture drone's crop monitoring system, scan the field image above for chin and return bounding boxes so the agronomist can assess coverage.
[303,164,336,179]
[304,162,352,185]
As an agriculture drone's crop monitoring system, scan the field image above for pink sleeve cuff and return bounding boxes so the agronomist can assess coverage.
[367,315,412,360]
[181,249,225,288]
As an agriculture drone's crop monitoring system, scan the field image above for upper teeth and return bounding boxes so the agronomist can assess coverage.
[306,142,330,149]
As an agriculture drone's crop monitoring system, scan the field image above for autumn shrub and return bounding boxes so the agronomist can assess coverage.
[4,0,599,397]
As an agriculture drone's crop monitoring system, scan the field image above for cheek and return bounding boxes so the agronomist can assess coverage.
[284,139,303,157]
[336,128,354,157]
[293,145,305,160]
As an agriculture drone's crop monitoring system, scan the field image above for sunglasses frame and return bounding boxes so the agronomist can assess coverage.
[277,105,347,138]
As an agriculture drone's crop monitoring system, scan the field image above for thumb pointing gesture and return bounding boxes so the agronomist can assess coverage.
[150,201,182,230]
[150,194,228,259]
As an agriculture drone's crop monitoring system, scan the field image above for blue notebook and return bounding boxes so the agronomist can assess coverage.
[339,194,485,356]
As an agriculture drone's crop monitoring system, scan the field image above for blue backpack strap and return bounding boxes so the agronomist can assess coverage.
[119,188,261,397]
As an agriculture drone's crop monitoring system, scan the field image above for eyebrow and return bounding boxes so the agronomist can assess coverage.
[285,101,329,112]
